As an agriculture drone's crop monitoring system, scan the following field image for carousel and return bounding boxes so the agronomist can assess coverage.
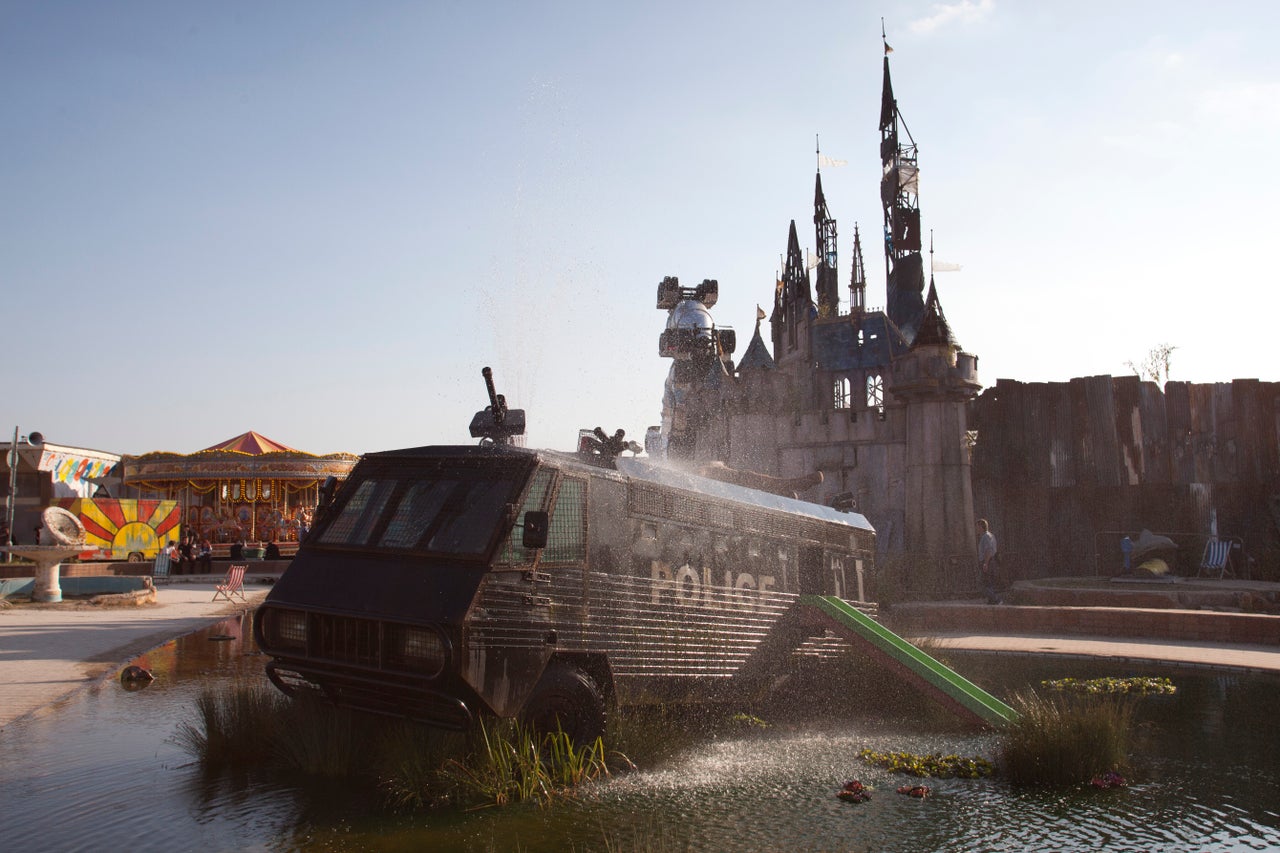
[123,431,359,544]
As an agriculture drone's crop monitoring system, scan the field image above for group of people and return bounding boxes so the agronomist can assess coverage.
[228,539,282,560]
[161,534,214,575]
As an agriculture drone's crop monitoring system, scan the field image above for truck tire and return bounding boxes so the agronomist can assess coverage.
[520,663,607,746]
[128,552,143,563]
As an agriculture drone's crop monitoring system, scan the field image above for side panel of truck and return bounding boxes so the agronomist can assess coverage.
[464,462,873,714]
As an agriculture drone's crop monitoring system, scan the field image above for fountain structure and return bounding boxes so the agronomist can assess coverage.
[0,506,87,603]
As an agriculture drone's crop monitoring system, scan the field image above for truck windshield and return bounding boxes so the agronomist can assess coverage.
[314,469,522,556]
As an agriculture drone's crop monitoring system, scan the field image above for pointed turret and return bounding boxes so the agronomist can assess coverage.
[912,278,959,349]
[813,170,839,317]
[770,220,813,358]
[738,309,777,371]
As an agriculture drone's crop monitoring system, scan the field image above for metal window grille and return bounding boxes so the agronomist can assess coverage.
[544,477,585,563]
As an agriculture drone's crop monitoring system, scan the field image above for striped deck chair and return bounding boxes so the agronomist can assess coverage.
[152,547,173,585]
[1198,539,1234,579]
[213,563,248,602]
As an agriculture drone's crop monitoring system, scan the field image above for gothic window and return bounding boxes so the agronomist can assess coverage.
[833,377,850,410]
[866,374,884,410]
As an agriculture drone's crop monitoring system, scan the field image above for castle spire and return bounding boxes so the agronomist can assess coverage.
[813,164,839,318]
[912,277,958,349]
[850,223,866,314]
[879,34,926,342]
[771,220,812,357]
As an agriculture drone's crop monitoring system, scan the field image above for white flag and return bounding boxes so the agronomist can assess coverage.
[932,259,963,272]
[805,249,822,270]
[818,154,848,168]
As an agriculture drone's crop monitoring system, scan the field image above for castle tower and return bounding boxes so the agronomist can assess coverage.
[770,220,814,369]
[880,51,926,341]
[814,170,840,318]
[887,278,981,563]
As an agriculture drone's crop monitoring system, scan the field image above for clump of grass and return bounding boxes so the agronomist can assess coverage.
[858,748,995,778]
[174,682,287,769]
[599,822,692,853]
[1040,676,1176,696]
[273,696,372,778]
[440,719,617,809]
[1001,690,1134,786]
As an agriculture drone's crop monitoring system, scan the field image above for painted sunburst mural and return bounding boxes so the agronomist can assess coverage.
[58,499,181,557]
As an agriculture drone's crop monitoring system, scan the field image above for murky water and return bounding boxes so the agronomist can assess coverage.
[2,615,1278,852]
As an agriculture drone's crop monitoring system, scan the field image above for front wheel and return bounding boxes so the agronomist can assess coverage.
[520,663,607,746]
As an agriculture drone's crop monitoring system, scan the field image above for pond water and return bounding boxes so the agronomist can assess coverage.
[2,613,1278,852]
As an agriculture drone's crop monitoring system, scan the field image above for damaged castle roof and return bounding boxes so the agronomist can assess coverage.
[812,312,911,373]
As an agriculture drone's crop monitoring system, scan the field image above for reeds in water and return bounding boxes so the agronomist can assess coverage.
[176,685,618,811]
[173,682,287,769]
[441,719,615,808]
[1000,689,1134,786]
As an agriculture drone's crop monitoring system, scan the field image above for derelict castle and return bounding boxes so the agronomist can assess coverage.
[654,50,1280,593]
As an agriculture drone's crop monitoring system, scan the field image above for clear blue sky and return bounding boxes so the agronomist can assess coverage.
[4,1,1278,456]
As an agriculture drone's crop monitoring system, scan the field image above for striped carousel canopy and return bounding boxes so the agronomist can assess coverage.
[201,431,298,455]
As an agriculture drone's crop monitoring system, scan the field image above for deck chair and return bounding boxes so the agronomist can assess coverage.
[1198,539,1234,579]
[213,563,248,602]
[152,548,172,585]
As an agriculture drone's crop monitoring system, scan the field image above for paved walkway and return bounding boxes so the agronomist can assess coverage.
[0,580,269,730]
[920,632,1280,674]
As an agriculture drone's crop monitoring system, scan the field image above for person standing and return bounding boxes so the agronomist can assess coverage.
[977,518,1000,604]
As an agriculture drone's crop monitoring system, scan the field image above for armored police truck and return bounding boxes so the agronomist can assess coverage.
[255,370,875,742]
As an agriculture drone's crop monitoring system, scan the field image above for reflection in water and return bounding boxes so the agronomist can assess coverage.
[0,621,1278,852]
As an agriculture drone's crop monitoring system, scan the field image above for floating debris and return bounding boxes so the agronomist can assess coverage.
[837,779,871,803]
[858,748,994,778]
[1089,771,1127,789]
[119,665,154,691]
[897,784,931,798]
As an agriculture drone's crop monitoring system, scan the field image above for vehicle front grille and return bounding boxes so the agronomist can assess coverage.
[313,613,380,668]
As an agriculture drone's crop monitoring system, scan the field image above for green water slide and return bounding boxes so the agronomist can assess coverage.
[798,595,1019,728]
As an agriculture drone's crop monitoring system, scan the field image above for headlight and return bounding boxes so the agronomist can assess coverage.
[269,609,307,650]
[392,625,446,676]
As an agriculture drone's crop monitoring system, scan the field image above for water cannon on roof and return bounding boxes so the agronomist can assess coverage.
[469,366,527,445]
[656,275,735,362]
[578,426,643,460]
[656,275,718,310]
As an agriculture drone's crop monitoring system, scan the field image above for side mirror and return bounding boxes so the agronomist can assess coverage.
[522,511,549,549]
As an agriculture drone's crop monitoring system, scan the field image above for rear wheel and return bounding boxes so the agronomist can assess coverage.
[127,552,143,563]
[520,663,607,746]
